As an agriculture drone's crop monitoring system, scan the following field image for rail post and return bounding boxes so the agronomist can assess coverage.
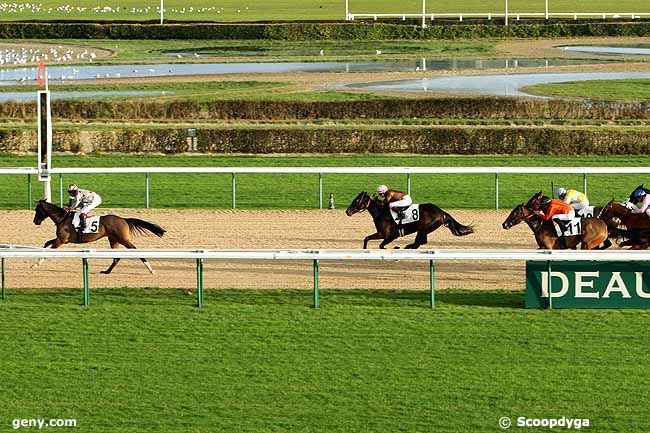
[319,173,323,210]
[407,173,411,195]
[231,173,236,209]
[59,174,64,206]
[145,173,150,209]
[27,174,32,208]
[495,173,499,210]
[82,258,90,306]
[1,258,5,300]
[196,258,204,308]
[429,259,435,308]
[583,173,587,195]
[547,260,553,310]
[313,259,320,308]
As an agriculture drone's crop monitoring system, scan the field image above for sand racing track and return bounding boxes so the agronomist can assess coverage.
[0,208,616,292]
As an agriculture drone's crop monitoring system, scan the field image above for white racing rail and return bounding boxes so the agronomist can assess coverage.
[3,166,650,210]
[2,248,650,308]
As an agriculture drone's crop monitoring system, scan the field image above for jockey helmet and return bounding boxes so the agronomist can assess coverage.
[633,188,646,199]
[67,184,79,195]
[540,196,552,205]
[376,185,388,195]
[554,187,566,198]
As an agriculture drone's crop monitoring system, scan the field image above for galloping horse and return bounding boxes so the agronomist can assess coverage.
[345,191,473,249]
[33,200,166,274]
[502,192,610,250]
[600,199,650,248]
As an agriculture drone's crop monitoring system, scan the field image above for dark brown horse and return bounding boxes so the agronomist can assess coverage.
[345,191,473,249]
[600,199,650,248]
[502,192,610,250]
[32,200,166,274]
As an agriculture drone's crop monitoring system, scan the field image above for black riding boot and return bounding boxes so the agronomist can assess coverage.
[78,216,86,234]
[553,218,568,249]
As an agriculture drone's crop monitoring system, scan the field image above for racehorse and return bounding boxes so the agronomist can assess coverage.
[502,191,610,250]
[345,191,473,249]
[600,199,650,248]
[32,200,166,274]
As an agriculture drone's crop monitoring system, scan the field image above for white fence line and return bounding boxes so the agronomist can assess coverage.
[348,12,650,22]
[2,166,649,210]
[2,248,650,308]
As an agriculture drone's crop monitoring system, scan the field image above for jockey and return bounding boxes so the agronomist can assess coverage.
[555,187,589,213]
[66,184,102,233]
[629,186,650,217]
[535,196,575,235]
[376,184,412,220]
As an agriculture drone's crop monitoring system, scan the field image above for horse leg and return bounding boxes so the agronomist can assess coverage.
[32,238,61,269]
[120,239,154,274]
[100,238,121,275]
[406,221,443,249]
[379,233,399,249]
[363,232,383,249]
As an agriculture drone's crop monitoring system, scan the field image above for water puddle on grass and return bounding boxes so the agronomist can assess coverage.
[560,45,650,56]
[0,58,611,84]
[347,72,650,97]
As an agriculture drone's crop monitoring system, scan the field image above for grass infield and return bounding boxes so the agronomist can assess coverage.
[523,78,650,102]
[0,0,647,21]
[0,288,648,432]
[1,154,649,210]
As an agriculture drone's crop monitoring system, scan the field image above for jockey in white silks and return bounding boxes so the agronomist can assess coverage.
[66,184,102,232]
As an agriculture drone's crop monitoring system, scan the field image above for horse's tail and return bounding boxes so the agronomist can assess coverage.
[126,218,166,238]
[442,211,474,236]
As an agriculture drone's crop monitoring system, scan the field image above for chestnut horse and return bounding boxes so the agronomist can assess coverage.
[345,191,473,249]
[600,199,650,248]
[502,192,610,250]
[33,200,166,274]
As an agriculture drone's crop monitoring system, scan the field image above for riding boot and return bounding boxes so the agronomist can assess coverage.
[78,215,86,234]
[553,218,568,249]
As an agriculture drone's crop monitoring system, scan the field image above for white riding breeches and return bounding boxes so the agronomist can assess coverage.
[553,209,576,221]
[72,194,102,226]
[570,200,589,211]
[390,195,413,209]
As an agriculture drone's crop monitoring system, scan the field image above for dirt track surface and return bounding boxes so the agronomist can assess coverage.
[0,209,611,291]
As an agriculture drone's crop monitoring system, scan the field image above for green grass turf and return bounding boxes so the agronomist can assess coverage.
[0,0,646,21]
[522,79,650,102]
[1,154,648,210]
[0,288,648,432]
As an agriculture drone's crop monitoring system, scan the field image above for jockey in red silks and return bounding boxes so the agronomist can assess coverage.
[65,184,102,233]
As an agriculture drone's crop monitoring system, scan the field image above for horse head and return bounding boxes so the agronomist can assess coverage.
[33,200,64,225]
[33,200,48,225]
[346,191,372,216]
[502,203,534,230]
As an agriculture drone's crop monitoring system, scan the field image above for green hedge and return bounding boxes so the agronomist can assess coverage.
[2,127,649,155]
[0,21,649,40]
[4,98,650,121]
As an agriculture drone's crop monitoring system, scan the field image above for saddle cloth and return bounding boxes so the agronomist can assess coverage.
[390,204,421,224]
[72,215,100,234]
[577,206,595,218]
[554,217,583,237]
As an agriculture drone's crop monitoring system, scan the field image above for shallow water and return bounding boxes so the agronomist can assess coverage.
[560,45,650,56]
[0,58,610,84]
[348,72,650,97]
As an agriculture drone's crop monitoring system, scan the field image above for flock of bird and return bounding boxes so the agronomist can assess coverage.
[0,46,97,65]
[0,3,248,15]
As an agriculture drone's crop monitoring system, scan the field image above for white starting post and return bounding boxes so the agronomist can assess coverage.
[36,63,52,203]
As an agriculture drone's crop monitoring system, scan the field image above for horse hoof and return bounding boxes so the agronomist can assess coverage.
[100,270,110,275]
[394,246,400,249]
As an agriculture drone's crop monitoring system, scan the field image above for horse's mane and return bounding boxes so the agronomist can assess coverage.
[38,200,64,215]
